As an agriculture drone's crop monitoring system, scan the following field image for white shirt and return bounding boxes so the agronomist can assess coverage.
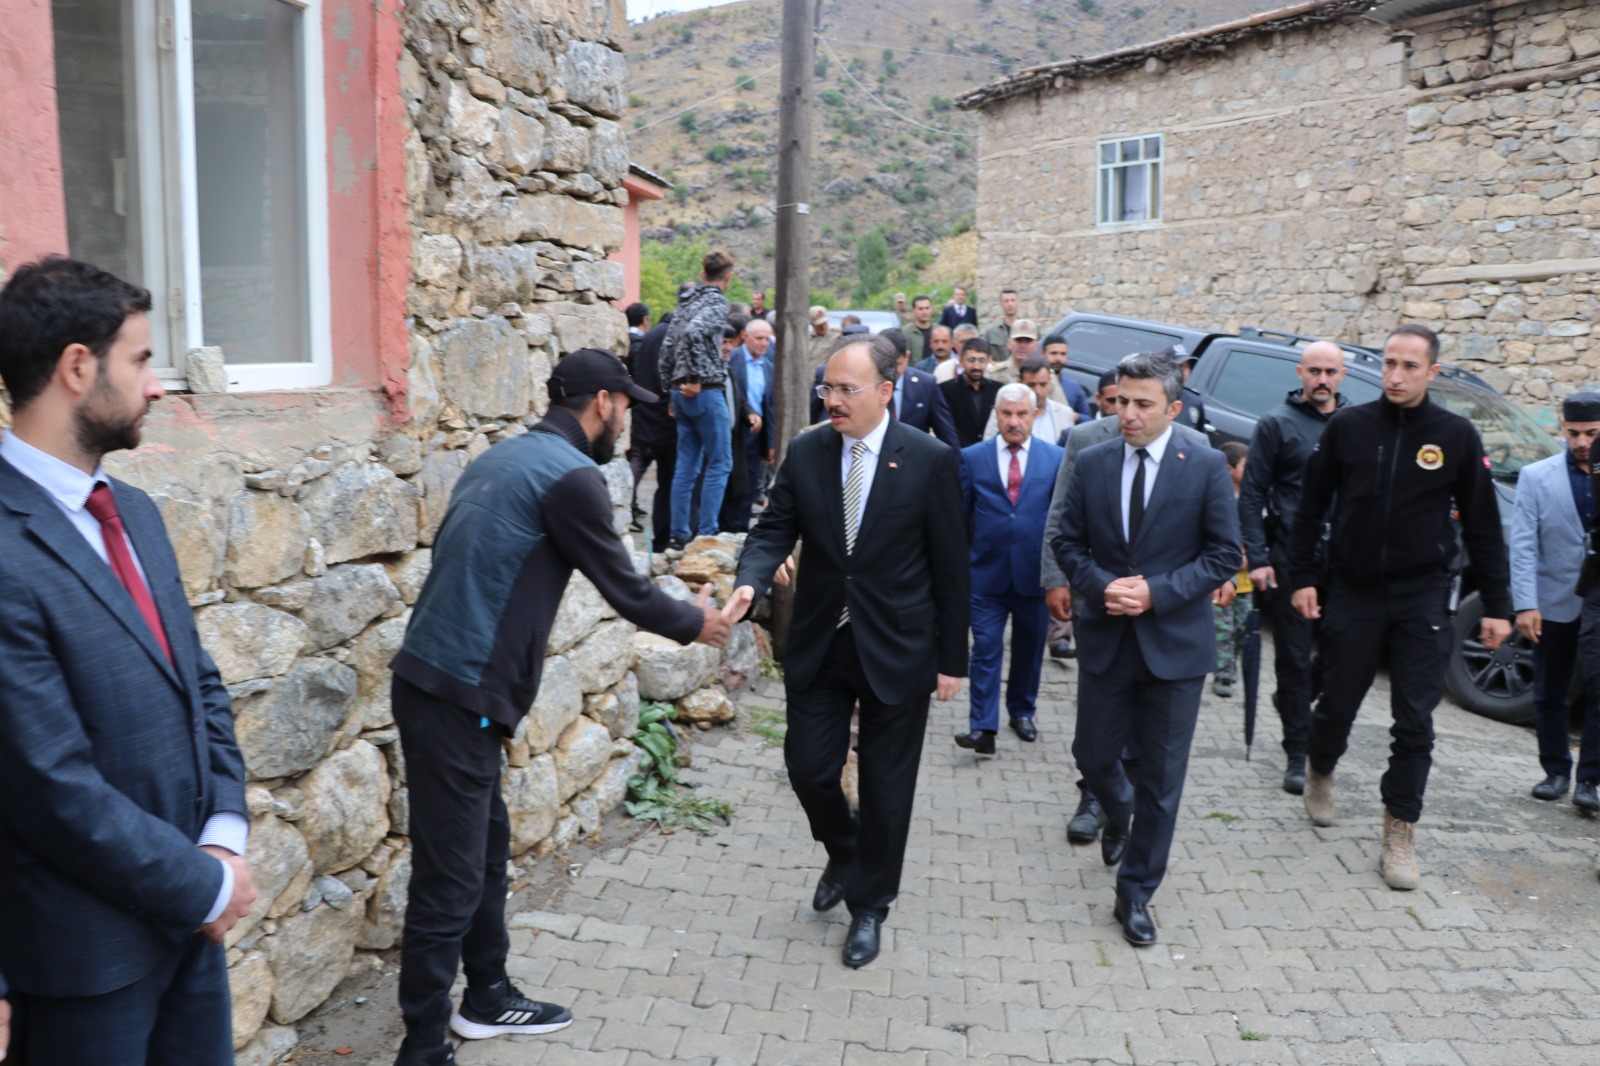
[840,411,890,538]
[995,432,1030,486]
[0,430,247,922]
[1121,424,1174,541]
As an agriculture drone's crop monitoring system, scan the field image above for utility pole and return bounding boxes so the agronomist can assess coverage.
[767,0,819,658]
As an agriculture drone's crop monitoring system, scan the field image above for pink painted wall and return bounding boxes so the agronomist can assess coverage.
[612,174,666,308]
[0,0,69,272]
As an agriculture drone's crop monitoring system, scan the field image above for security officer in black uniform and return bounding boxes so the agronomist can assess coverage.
[1237,341,1349,796]
[1288,324,1511,892]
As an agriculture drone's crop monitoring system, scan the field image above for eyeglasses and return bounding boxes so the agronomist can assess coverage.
[815,384,868,400]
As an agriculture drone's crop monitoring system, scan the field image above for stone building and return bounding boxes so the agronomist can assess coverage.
[957,0,1600,416]
[0,0,753,1061]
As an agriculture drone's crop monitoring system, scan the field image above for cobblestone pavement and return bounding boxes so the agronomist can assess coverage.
[452,643,1600,1066]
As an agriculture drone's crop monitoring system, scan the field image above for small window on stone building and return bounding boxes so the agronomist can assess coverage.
[52,0,331,390]
[1096,134,1162,225]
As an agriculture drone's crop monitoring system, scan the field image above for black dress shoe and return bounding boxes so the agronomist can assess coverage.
[954,730,996,755]
[842,913,881,968]
[1101,818,1130,867]
[1576,781,1600,813]
[1113,896,1157,946]
[1283,754,1307,796]
[1010,717,1038,743]
[1067,787,1106,844]
[1532,774,1571,801]
[1049,639,1076,660]
[812,860,847,912]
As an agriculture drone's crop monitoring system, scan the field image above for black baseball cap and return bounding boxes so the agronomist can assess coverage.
[547,348,657,404]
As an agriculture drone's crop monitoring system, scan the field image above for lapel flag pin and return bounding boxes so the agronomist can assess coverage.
[1177,452,1186,460]
[888,461,899,469]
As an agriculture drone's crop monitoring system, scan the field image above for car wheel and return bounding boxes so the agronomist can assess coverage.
[1444,591,1535,725]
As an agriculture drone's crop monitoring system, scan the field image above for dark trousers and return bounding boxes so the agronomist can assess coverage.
[783,624,930,920]
[1307,576,1452,823]
[393,676,512,1044]
[1073,627,1204,904]
[12,934,231,1066]
[721,431,765,533]
[628,439,676,550]
[968,589,1049,732]
[1568,592,1600,782]
[1261,585,1312,757]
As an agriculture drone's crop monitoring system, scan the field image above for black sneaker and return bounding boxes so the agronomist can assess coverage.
[450,980,573,1039]
[394,1038,454,1065]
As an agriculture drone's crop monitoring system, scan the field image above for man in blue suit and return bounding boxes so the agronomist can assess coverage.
[1052,351,1240,946]
[725,318,776,531]
[1512,392,1600,809]
[0,258,257,1064]
[956,384,1064,754]
[882,328,960,450]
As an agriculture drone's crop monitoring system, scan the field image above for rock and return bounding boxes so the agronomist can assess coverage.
[557,40,626,118]
[233,1025,298,1066]
[675,549,733,588]
[293,564,402,649]
[408,333,441,427]
[296,741,392,874]
[312,873,356,909]
[414,447,471,544]
[446,78,500,147]
[389,786,410,837]
[684,535,737,555]
[586,671,640,738]
[633,632,720,701]
[542,111,590,172]
[653,574,692,600]
[524,653,583,753]
[347,613,410,730]
[384,549,432,604]
[503,754,560,853]
[467,243,539,306]
[233,658,357,779]
[414,232,463,290]
[299,461,420,565]
[581,746,643,814]
[197,603,307,684]
[152,492,224,599]
[264,897,366,1023]
[187,345,229,395]
[436,315,530,419]
[501,107,545,173]
[488,5,557,94]
[548,572,606,654]
[359,843,411,950]
[585,119,629,188]
[567,618,637,693]
[225,492,310,589]
[553,716,614,800]
[675,685,736,725]
[235,814,312,943]
[719,620,758,691]
[229,951,274,1050]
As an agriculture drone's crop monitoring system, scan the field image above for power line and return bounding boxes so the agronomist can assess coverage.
[631,61,785,132]
[819,37,970,139]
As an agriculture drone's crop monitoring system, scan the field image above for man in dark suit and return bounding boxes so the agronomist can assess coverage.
[941,338,1002,448]
[1052,350,1240,946]
[882,328,959,450]
[0,257,258,1064]
[627,314,676,546]
[956,383,1064,754]
[724,318,776,532]
[725,334,969,970]
[939,285,978,331]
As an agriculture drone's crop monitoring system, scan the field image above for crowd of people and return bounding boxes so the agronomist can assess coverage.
[1,248,1594,1066]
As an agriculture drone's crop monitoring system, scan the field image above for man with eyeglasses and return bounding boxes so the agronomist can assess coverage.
[724,334,969,970]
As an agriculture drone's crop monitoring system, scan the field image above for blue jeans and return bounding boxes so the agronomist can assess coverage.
[669,387,733,541]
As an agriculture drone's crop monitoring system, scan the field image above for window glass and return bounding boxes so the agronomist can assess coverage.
[1097,133,1162,225]
[1429,377,1559,477]
[1061,321,1183,370]
[1340,375,1382,405]
[193,0,310,365]
[1208,350,1301,419]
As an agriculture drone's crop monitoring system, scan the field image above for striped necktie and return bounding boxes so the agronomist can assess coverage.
[840,440,868,626]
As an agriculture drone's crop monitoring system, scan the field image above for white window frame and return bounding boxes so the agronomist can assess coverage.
[1095,132,1164,228]
[173,0,332,391]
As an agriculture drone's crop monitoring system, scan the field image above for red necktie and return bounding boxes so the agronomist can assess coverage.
[85,483,172,662]
[1007,443,1022,505]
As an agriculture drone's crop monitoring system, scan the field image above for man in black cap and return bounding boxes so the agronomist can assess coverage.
[1515,391,1600,810]
[387,349,733,1066]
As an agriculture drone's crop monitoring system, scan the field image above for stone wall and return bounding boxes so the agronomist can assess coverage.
[0,2,769,1063]
[1398,0,1600,417]
[971,16,1409,344]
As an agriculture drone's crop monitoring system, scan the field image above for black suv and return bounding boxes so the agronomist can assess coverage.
[1045,311,1561,725]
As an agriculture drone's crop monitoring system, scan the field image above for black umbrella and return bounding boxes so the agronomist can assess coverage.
[1242,605,1263,760]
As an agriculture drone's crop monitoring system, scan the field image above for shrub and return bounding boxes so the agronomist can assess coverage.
[678,111,697,133]
[707,142,732,162]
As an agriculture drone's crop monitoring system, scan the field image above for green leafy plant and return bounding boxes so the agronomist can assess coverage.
[707,142,733,162]
[1205,811,1240,824]
[747,705,787,746]
[626,702,734,833]
[1240,1031,1267,1042]
[735,74,756,92]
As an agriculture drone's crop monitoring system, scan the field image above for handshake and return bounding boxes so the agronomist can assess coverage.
[691,555,795,647]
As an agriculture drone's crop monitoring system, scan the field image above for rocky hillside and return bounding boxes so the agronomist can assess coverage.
[621,0,1272,302]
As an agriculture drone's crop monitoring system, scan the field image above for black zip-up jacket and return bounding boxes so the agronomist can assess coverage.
[1288,392,1511,618]
[1238,389,1347,572]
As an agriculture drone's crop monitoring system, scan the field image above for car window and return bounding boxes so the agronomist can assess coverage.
[1429,377,1560,477]
[1339,375,1382,405]
[1061,321,1183,368]
[1207,350,1301,419]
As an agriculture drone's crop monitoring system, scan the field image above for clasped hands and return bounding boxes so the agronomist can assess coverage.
[198,845,258,945]
[1104,575,1152,616]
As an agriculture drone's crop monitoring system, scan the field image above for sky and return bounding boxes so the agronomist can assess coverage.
[627,0,744,21]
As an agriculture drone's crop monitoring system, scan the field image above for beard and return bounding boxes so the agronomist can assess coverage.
[591,409,625,465]
[74,376,143,458]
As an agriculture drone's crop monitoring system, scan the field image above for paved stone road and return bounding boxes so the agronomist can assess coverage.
[447,645,1600,1066]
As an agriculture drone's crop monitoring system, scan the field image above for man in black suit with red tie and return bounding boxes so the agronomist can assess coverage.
[725,333,970,970]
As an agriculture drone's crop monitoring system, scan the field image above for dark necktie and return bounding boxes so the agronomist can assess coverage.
[1128,447,1149,544]
[1006,443,1022,505]
[85,482,172,662]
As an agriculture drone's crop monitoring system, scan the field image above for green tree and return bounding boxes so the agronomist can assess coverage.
[853,228,890,305]
[639,237,751,323]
